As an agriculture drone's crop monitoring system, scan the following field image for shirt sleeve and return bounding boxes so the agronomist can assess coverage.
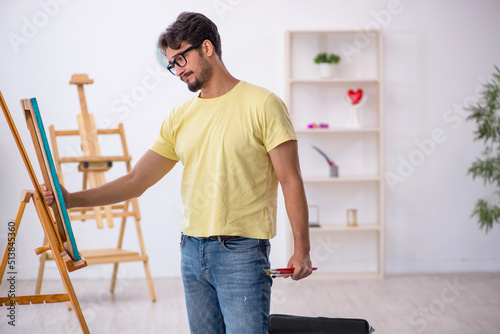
[260,93,297,152]
[149,112,180,161]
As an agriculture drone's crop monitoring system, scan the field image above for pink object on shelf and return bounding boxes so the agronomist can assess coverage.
[307,123,329,129]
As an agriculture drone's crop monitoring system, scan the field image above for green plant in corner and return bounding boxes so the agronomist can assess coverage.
[467,65,500,233]
[313,52,341,64]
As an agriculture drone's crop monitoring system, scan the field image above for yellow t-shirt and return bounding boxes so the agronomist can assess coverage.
[150,81,296,239]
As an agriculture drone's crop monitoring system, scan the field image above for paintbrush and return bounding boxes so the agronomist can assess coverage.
[265,267,318,278]
[311,145,335,166]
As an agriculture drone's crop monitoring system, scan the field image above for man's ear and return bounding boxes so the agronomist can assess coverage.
[201,39,214,57]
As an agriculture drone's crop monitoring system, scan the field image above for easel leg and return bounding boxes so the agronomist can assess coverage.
[130,199,156,302]
[35,235,48,294]
[0,190,32,283]
[110,207,156,302]
[135,218,156,302]
[142,257,156,302]
[32,193,90,333]
[110,263,120,293]
[110,214,127,293]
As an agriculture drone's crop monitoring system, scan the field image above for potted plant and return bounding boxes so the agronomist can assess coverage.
[314,52,341,79]
[467,65,500,233]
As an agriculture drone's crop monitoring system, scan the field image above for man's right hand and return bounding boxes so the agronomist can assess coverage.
[41,184,54,205]
[41,183,69,206]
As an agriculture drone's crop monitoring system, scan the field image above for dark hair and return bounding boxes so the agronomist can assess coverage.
[158,12,222,59]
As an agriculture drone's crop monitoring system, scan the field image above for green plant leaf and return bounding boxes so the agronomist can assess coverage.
[471,198,500,233]
[314,52,340,64]
[467,65,500,233]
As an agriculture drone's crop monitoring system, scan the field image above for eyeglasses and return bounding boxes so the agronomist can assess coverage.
[166,41,203,75]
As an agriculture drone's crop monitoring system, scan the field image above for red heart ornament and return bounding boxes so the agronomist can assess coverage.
[348,89,363,105]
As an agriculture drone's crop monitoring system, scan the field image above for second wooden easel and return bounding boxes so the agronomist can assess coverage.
[36,74,156,302]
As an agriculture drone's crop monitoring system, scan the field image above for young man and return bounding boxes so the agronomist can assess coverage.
[44,12,312,334]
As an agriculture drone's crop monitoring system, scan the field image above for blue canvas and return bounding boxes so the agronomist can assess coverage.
[30,98,80,261]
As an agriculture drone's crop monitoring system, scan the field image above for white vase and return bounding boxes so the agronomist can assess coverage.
[318,63,335,79]
[349,105,361,128]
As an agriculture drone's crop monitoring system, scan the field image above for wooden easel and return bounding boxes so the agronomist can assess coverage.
[36,74,156,302]
[0,92,90,333]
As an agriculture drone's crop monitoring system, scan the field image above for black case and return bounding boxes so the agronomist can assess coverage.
[268,314,375,334]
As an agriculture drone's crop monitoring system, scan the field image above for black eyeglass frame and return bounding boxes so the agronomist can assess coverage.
[166,41,204,75]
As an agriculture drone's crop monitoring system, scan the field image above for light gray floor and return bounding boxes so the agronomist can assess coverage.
[0,272,499,333]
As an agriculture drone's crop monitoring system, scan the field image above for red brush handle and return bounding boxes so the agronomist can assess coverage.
[275,267,317,273]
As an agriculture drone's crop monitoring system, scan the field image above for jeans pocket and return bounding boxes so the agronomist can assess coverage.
[222,237,261,253]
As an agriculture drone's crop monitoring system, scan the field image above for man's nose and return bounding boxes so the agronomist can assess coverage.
[176,64,185,78]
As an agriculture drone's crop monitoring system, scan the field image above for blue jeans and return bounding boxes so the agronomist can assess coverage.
[180,233,272,334]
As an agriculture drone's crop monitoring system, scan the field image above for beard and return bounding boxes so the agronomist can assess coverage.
[185,56,213,92]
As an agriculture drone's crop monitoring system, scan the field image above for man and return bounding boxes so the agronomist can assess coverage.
[44,11,312,334]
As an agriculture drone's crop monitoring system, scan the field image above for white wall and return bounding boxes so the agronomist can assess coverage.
[0,0,499,279]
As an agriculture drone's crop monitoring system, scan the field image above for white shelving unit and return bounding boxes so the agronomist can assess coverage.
[284,30,385,277]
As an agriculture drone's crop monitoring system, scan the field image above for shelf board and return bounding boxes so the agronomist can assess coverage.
[296,127,380,134]
[290,78,379,84]
[303,175,380,183]
[309,223,381,232]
